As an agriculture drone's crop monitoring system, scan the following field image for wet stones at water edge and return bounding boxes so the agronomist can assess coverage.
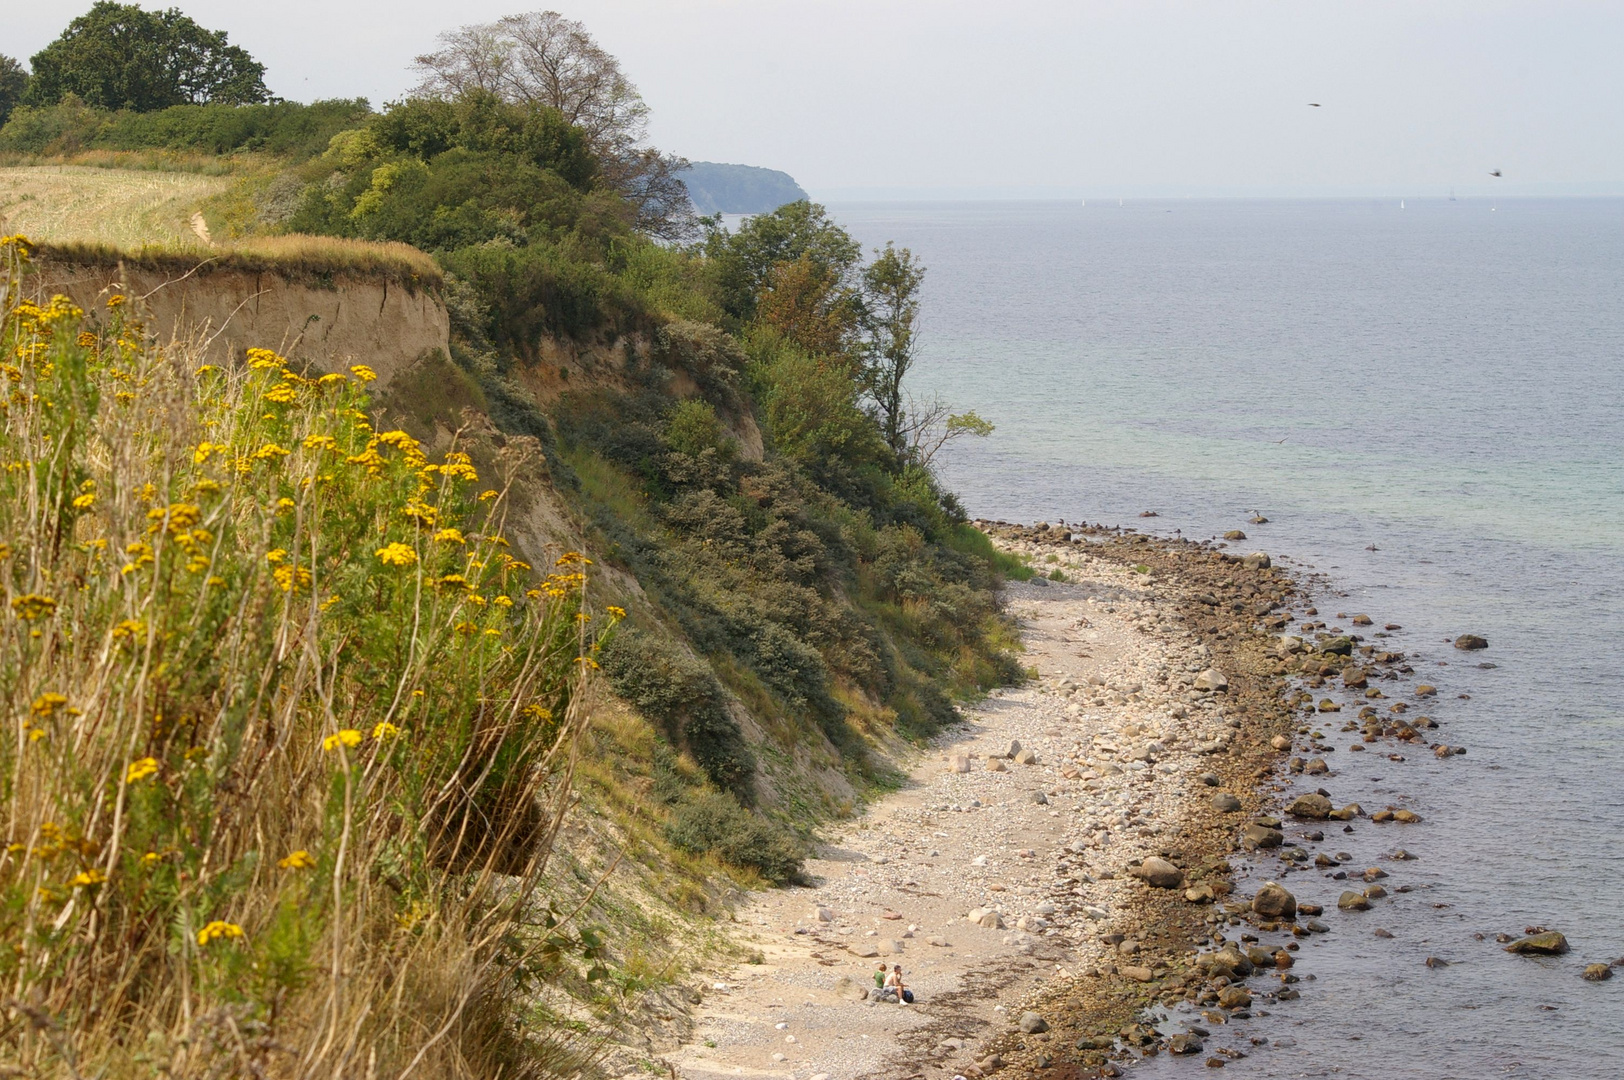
[1135,856,1186,889]
[1505,931,1569,955]
[1252,882,1297,920]
[1582,964,1613,981]
[1454,634,1490,650]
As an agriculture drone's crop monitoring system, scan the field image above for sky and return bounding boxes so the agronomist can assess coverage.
[11,1,1624,198]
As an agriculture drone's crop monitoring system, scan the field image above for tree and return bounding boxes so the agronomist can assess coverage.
[0,56,27,128]
[860,242,926,455]
[705,201,863,325]
[413,10,693,239]
[25,2,269,112]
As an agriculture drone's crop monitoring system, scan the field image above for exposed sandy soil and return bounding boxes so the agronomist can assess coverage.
[655,534,1293,1080]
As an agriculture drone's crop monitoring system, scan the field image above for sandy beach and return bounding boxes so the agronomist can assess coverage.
[660,526,1300,1079]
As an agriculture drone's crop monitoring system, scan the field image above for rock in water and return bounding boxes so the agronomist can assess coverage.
[1019,1011,1050,1034]
[1454,634,1489,650]
[1288,793,1333,819]
[1224,530,1247,541]
[1582,964,1613,981]
[1242,823,1285,850]
[1193,669,1230,692]
[1139,856,1185,889]
[1216,986,1253,1009]
[1252,882,1298,920]
[1242,551,1271,570]
[1169,1033,1205,1054]
[1505,932,1569,955]
[1338,891,1371,911]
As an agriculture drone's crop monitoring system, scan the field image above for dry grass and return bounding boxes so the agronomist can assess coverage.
[0,238,604,1077]
[0,165,230,250]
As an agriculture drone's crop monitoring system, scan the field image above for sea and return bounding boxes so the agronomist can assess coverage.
[829,198,1624,1079]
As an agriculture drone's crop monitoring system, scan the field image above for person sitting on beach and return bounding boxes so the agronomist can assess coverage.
[884,964,913,1005]
[874,961,888,991]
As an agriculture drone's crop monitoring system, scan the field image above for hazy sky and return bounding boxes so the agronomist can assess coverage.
[12,1,1624,196]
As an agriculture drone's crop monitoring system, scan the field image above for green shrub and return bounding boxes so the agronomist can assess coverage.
[664,791,804,885]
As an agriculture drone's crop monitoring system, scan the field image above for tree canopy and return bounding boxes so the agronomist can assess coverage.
[25,2,269,112]
[0,56,27,127]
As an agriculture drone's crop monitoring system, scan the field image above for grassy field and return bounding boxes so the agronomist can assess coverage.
[0,165,228,249]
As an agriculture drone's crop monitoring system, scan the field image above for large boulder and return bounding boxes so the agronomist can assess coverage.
[1241,823,1284,850]
[1203,947,1253,978]
[1018,1011,1050,1034]
[1251,882,1297,920]
[1242,552,1271,570]
[1288,793,1333,820]
[1210,792,1242,812]
[1454,634,1489,650]
[1505,932,1568,956]
[1138,856,1185,889]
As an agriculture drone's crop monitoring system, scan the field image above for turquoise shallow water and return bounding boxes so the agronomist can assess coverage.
[831,198,1624,1077]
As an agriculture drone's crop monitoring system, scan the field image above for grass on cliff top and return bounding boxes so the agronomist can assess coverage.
[2,165,442,289]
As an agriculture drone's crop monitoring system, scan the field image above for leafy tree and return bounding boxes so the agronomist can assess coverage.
[704,201,863,326]
[25,2,269,112]
[0,55,27,127]
[414,10,692,238]
[859,242,926,454]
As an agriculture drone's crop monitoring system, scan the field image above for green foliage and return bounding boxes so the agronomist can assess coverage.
[0,55,27,128]
[664,791,804,885]
[0,97,370,159]
[598,629,756,797]
[25,2,269,112]
[702,201,862,324]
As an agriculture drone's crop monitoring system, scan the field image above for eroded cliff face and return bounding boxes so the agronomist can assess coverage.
[33,258,449,384]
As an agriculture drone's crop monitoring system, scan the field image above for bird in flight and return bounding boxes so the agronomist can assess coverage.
[1490,169,1503,177]
[1308,103,1322,107]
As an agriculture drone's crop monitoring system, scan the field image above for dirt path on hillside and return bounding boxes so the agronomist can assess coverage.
[655,544,1257,1080]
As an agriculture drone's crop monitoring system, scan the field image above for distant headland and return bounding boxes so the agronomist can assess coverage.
[680,161,809,214]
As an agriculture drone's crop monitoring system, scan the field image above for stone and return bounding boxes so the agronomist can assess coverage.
[1203,947,1253,978]
[1351,614,1373,626]
[1169,1033,1205,1054]
[1138,856,1185,889]
[1251,882,1297,920]
[832,976,869,1001]
[967,908,1005,929]
[1329,803,1361,821]
[1505,932,1568,956]
[1415,684,1438,697]
[878,939,904,954]
[1001,740,1022,758]
[1210,792,1242,812]
[813,906,834,922]
[1018,1011,1050,1034]
[1319,636,1355,656]
[1241,552,1271,570]
[1582,964,1613,981]
[1217,986,1253,1010]
[1185,883,1217,903]
[1338,891,1371,911]
[1014,748,1039,766]
[1305,757,1329,775]
[1241,823,1284,850]
[926,935,950,947]
[987,757,1008,772]
[850,944,880,957]
[1454,634,1489,650]
[949,754,972,774]
[1031,791,1049,805]
[1223,530,1247,541]
[1288,793,1332,820]
[1364,885,1388,899]
[1342,667,1368,689]
[1121,964,1154,982]
[1392,809,1422,824]
[1193,669,1229,692]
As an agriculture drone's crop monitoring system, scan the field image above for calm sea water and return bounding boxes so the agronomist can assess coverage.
[831,198,1624,1078]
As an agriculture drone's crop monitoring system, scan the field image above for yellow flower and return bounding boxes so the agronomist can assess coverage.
[112,619,145,642]
[70,868,106,887]
[246,348,285,370]
[555,552,592,567]
[194,363,219,376]
[273,564,312,592]
[349,364,377,383]
[477,489,498,502]
[302,433,338,451]
[140,851,160,865]
[126,757,159,783]
[31,692,69,718]
[197,920,244,945]
[371,722,400,741]
[375,542,416,567]
[322,729,363,751]
[318,372,347,386]
[71,492,96,510]
[265,548,287,565]
[433,528,465,545]
[252,443,291,462]
[607,605,627,619]
[275,497,297,514]
[263,383,299,405]
[493,594,513,608]
[10,593,57,620]
[278,850,314,869]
